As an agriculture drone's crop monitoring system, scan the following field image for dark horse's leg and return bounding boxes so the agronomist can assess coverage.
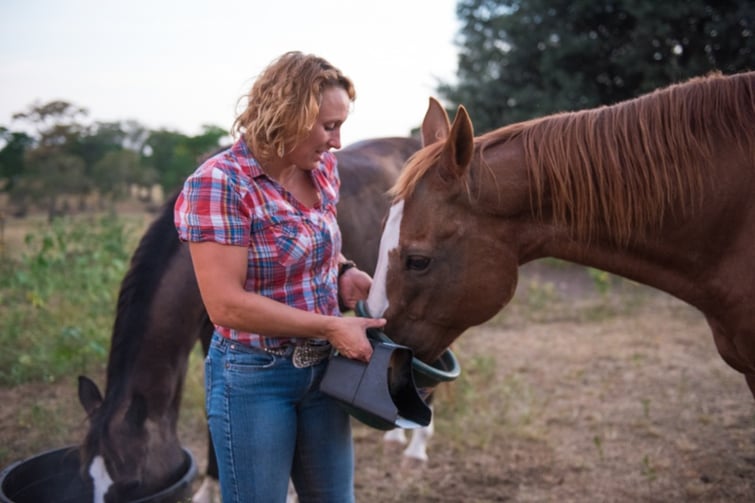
[199,320,218,481]
[191,315,219,503]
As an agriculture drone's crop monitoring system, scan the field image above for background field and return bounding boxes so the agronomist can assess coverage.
[1,214,754,502]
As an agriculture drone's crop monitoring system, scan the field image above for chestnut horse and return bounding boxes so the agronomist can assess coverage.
[77,136,422,503]
[366,71,755,402]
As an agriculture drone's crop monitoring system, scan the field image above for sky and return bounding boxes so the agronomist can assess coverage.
[0,0,460,146]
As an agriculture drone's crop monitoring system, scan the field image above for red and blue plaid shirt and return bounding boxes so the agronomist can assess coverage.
[174,139,342,348]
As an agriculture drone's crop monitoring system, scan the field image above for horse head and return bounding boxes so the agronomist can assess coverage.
[366,98,521,363]
[368,73,755,367]
[78,375,186,503]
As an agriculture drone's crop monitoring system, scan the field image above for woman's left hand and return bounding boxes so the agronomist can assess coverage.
[338,267,373,310]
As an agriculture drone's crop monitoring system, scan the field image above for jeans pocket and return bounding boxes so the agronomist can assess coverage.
[224,342,277,373]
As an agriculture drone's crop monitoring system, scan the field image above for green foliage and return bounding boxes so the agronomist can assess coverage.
[587,267,612,295]
[1,101,226,216]
[143,124,228,193]
[641,454,658,483]
[441,0,755,132]
[0,215,137,385]
[0,128,33,193]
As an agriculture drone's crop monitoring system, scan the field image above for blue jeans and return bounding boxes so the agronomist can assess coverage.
[206,332,355,503]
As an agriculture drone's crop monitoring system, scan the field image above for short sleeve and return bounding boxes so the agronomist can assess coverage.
[174,164,251,246]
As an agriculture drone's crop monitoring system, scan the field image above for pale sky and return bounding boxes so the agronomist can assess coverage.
[0,0,460,146]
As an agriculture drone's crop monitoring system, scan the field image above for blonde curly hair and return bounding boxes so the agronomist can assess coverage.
[233,51,356,163]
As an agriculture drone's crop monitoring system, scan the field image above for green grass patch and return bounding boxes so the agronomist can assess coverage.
[0,214,141,385]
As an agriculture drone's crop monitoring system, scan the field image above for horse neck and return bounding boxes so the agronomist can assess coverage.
[472,139,713,312]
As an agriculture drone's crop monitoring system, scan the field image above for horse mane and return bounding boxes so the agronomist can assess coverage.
[520,71,755,244]
[81,191,183,464]
[395,71,755,245]
[390,143,445,199]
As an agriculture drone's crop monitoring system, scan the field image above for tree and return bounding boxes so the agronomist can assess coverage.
[91,149,147,208]
[4,99,226,216]
[76,120,157,207]
[0,128,33,193]
[11,101,90,218]
[440,0,755,133]
[143,125,227,193]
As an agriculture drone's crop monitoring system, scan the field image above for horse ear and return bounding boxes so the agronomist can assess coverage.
[440,105,474,180]
[421,97,451,147]
[78,375,103,416]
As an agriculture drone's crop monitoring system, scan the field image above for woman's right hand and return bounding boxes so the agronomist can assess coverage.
[325,316,386,362]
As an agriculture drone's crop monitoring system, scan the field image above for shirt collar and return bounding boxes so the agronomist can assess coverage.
[231,138,267,179]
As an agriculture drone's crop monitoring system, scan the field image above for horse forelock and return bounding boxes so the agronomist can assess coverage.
[390,143,445,202]
[516,70,755,244]
[80,412,106,474]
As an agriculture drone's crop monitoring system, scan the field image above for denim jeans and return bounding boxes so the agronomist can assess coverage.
[206,332,355,503]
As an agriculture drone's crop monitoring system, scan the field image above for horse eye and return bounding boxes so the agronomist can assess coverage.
[406,255,431,271]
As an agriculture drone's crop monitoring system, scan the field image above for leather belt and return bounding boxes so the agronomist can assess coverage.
[263,340,333,368]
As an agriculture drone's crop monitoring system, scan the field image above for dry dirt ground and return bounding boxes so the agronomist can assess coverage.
[2,262,755,502]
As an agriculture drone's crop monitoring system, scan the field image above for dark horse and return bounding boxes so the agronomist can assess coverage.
[77,136,421,503]
[365,72,755,400]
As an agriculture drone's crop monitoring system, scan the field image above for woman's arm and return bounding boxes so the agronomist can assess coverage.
[189,241,382,361]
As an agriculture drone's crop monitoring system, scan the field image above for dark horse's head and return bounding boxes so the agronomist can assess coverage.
[78,194,204,502]
[78,376,187,502]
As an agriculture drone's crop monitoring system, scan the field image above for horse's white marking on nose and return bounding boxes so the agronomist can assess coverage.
[89,455,113,503]
[366,200,403,317]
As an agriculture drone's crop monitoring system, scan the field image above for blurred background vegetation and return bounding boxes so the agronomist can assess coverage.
[439,0,754,132]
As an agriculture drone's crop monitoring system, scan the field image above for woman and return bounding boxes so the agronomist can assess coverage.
[174,51,386,502]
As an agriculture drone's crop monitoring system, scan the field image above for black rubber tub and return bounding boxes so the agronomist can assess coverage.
[0,445,197,503]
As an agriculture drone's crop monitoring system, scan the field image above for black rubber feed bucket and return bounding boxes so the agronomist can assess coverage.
[0,445,197,503]
[320,301,461,430]
[321,341,433,430]
[355,300,461,390]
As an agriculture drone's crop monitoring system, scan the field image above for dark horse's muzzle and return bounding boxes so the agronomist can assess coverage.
[320,301,461,430]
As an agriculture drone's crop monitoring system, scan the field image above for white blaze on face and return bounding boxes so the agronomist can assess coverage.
[366,200,404,318]
[89,455,114,503]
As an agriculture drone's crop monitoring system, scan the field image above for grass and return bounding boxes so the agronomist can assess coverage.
[0,213,144,385]
[0,211,163,465]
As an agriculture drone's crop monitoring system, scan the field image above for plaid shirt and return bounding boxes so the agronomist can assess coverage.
[174,139,342,348]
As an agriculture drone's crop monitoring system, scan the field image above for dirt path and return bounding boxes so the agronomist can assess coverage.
[347,265,755,502]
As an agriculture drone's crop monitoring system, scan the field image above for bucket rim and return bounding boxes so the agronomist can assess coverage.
[355,301,461,385]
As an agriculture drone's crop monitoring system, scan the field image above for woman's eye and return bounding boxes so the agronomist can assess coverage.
[406,255,431,271]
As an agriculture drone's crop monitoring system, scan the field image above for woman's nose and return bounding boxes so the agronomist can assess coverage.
[328,131,341,150]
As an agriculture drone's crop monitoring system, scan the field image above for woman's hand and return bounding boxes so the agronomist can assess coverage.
[325,315,386,362]
[338,267,373,310]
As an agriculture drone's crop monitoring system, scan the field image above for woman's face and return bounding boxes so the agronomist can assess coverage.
[287,86,351,170]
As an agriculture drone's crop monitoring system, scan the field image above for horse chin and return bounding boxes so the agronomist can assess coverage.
[385,319,459,364]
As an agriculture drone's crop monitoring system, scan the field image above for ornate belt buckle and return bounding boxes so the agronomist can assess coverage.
[292,342,332,368]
